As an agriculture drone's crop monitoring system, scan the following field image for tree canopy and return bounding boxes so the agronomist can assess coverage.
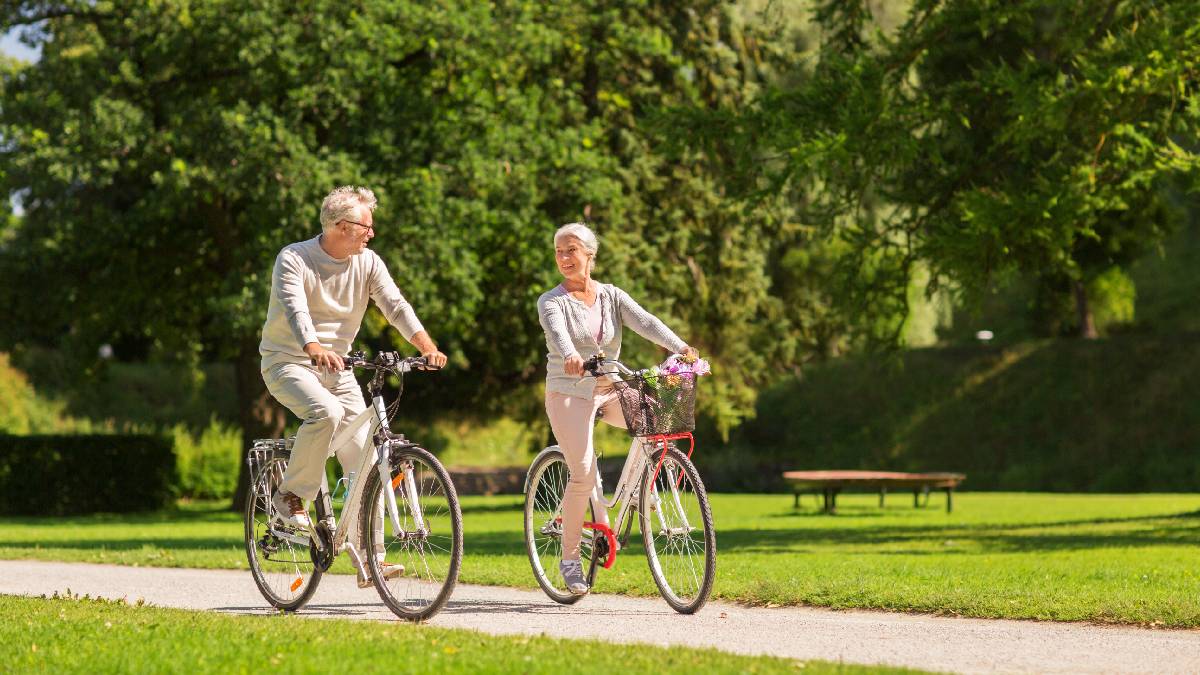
[684,0,1200,339]
[0,1,812,509]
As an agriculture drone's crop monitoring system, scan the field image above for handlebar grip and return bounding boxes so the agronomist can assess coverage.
[582,353,605,376]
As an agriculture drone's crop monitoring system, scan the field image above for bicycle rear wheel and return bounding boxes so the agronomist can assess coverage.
[523,449,595,604]
[639,444,716,614]
[361,445,462,622]
[244,453,322,611]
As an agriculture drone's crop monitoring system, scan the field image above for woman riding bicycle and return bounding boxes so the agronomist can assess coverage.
[537,221,698,596]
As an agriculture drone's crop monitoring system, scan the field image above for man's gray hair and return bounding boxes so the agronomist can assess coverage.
[320,186,377,233]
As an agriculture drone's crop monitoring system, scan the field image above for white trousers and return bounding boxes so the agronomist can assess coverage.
[263,362,373,502]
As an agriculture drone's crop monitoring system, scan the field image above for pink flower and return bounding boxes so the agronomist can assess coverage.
[657,355,711,377]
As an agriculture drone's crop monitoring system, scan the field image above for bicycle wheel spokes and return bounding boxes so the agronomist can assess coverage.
[244,456,322,610]
[640,447,715,614]
[523,451,591,604]
[365,447,462,621]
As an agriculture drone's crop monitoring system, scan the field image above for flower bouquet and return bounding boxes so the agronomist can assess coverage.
[614,354,708,437]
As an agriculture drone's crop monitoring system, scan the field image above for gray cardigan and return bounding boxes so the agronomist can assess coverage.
[538,282,688,398]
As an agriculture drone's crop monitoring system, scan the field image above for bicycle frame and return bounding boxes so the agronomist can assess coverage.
[264,364,427,574]
[570,429,698,569]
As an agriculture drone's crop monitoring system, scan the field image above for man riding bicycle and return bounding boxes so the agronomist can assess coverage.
[258,185,448,587]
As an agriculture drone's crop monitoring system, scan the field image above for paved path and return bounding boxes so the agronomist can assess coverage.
[3,560,1198,674]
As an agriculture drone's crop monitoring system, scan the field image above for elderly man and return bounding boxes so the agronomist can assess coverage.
[259,185,447,584]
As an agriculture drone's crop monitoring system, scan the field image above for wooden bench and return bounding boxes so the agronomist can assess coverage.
[782,470,966,513]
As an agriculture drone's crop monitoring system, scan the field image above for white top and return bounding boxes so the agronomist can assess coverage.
[584,292,603,343]
[259,236,425,371]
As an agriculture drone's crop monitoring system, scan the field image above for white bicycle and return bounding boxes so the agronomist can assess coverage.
[243,352,462,621]
[523,353,716,614]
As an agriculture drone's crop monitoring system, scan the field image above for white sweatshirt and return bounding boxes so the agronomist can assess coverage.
[259,236,424,371]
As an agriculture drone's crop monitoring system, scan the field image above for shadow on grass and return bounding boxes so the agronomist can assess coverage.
[0,537,242,552]
[0,504,241,526]
[455,510,1200,557]
[459,500,525,515]
[712,512,1199,554]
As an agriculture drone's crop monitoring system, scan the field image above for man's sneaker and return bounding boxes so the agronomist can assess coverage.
[271,490,312,530]
[559,559,589,595]
[357,562,405,589]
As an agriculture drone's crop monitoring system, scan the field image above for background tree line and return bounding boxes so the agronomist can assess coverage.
[1,1,1197,505]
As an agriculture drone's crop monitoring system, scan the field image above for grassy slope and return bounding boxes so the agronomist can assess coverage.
[2,493,1197,627]
[728,334,1200,492]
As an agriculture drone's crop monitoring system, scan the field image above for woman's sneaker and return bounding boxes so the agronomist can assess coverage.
[559,559,589,595]
[271,490,312,530]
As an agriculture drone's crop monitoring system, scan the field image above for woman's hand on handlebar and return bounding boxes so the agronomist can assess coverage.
[564,354,585,377]
[305,343,344,372]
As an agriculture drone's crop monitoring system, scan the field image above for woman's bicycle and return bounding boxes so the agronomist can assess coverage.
[523,353,716,614]
[243,352,463,622]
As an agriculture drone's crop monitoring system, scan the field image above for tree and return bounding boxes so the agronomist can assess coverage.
[0,1,806,509]
[685,0,1200,340]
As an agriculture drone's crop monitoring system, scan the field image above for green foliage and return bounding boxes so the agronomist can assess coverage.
[729,336,1200,492]
[0,353,100,434]
[172,419,240,500]
[0,1,818,442]
[0,434,174,514]
[685,0,1200,340]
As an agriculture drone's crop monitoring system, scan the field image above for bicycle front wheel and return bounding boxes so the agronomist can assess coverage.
[523,449,595,604]
[639,444,716,614]
[361,446,462,622]
[244,453,322,611]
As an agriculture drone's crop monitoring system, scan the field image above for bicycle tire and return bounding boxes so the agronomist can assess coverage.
[639,445,716,614]
[361,445,462,622]
[523,448,595,604]
[243,453,323,611]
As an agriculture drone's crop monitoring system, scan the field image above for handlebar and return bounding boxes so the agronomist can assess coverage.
[581,351,684,379]
[343,351,441,374]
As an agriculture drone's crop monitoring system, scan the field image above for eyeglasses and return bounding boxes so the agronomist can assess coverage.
[342,219,375,233]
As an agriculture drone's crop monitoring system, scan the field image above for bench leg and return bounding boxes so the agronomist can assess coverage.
[879,487,886,508]
[793,491,800,509]
[946,488,953,513]
[913,489,919,508]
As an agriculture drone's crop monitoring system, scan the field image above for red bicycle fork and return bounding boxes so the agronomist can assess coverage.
[646,432,695,489]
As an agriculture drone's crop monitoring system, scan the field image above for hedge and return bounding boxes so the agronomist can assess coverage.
[0,434,175,515]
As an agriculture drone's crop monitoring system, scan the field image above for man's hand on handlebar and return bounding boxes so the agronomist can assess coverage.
[420,350,448,370]
[305,343,344,372]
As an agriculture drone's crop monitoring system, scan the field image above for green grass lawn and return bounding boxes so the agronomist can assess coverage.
[1,594,905,674]
[2,493,1197,627]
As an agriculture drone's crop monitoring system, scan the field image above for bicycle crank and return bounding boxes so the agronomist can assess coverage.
[308,521,335,572]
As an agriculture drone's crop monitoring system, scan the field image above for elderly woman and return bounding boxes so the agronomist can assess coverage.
[537,222,698,595]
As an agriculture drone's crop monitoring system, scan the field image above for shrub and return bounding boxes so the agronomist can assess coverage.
[0,434,175,514]
[173,419,241,500]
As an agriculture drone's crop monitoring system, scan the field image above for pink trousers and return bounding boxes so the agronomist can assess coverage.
[544,382,637,561]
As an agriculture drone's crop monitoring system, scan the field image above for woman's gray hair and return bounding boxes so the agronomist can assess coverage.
[320,186,377,233]
[554,222,599,274]
[554,222,599,253]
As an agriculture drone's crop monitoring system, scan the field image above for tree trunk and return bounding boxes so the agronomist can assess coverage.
[230,336,286,511]
[1073,279,1098,339]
